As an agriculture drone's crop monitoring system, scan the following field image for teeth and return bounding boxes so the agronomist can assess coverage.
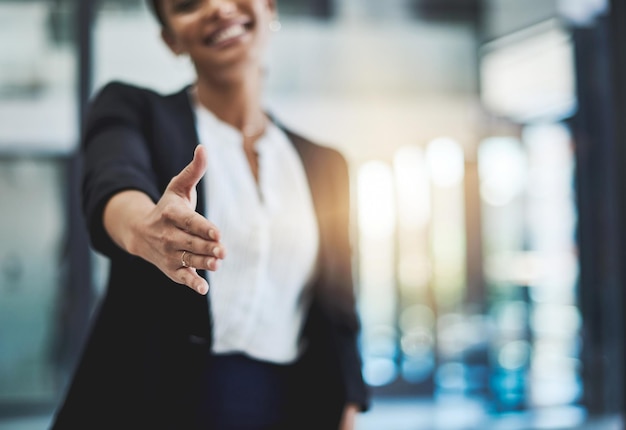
[211,25,246,44]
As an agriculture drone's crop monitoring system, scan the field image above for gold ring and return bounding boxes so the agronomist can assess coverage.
[181,250,189,268]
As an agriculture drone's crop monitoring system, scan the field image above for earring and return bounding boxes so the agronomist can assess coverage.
[269,18,281,32]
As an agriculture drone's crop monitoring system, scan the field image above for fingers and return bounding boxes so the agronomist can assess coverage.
[165,252,215,295]
[177,267,209,295]
[157,145,219,296]
[176,247,222,272]
[180,251,221,272]
[173,230,225,259]
[168,145,208,198]
[162,203,221,242]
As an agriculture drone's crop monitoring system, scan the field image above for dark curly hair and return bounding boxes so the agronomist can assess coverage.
[146,0,166,28]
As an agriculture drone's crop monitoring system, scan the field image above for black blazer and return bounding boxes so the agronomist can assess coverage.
[51,82,370,429]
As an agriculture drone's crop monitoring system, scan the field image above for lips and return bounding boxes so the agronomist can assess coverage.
[205,22,250,46]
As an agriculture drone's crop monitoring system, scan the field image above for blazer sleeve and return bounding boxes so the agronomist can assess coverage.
[322,149,371,411]
[80,82,162,258]
[313,148,370,411]
[285,129,372,412]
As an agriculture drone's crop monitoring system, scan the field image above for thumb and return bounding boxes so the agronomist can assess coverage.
[169,145,207,196]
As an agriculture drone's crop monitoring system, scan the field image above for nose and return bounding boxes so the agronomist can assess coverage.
[201,0,237,20]
[218,1,237,17]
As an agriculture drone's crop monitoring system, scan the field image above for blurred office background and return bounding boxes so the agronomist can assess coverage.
[1,0,625,429]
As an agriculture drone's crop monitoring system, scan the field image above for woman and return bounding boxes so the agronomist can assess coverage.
[51,0,370,429]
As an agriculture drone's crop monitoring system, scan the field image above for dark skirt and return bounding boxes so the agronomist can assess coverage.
[196,353,297,430]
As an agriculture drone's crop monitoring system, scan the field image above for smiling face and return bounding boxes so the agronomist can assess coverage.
[158,0,276,79]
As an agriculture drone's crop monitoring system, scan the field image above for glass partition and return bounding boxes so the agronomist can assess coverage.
[0,157,67,408]
[0,0,78,155]
[0,0,77,420]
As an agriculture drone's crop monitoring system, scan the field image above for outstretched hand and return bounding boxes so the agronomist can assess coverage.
[105,145,225,295]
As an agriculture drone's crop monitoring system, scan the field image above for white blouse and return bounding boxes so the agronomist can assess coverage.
[193,100,320,364]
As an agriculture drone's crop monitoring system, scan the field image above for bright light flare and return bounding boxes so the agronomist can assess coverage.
[357,161,396,239]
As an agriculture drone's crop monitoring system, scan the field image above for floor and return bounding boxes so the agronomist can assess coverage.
[355,397,623,430]
[0,397,622,430]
